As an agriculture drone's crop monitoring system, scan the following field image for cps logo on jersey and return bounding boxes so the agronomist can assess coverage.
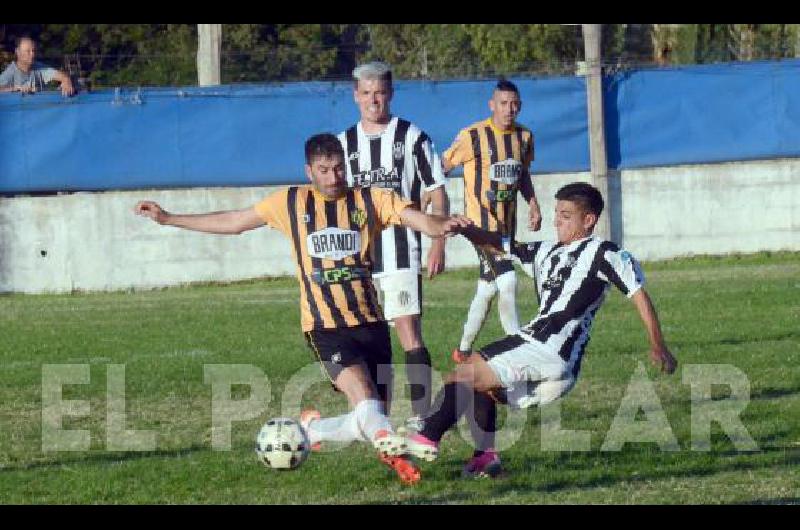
[393,142,404,161]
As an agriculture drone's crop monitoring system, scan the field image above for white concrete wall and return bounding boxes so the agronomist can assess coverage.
[1,157,798,294]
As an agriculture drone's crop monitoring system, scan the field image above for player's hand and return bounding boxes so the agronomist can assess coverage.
[427,238,445,279]
[61,79,75,97]
[17,85,34,94]
[441,214,473,237]
[134,201,169,224]
[528,200,542,231]
[650,345,677,375]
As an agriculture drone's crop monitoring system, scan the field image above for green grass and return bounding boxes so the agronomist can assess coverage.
[1,251,799,504]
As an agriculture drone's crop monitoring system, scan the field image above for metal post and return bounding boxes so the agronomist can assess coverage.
[197,24,222,86]
[581,24,612,241]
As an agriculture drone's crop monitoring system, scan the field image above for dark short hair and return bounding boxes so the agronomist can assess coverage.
[555,182,604,217]
[14,35,35,51]
[495,79,519,95]
[305,133,344,165]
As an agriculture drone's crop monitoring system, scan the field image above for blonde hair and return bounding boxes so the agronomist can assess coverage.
[352,61,392,85]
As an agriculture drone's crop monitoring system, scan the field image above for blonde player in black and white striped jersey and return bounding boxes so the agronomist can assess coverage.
[338,61,448,430]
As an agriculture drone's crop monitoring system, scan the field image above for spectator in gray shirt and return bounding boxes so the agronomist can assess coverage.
[0,36,74,96]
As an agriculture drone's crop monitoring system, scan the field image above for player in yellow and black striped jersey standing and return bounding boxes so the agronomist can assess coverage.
[443,79,544,362]
[133,133,472,485]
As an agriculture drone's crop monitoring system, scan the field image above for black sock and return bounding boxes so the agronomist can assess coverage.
[468,391,497,453]
[420,381,472,442]
[405,347,432,417]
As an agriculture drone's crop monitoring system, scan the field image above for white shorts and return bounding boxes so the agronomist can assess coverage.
[479,334,576,410]
[375,269,421,320]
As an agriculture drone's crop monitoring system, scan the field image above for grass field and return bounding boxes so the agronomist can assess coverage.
[1,252,799,504]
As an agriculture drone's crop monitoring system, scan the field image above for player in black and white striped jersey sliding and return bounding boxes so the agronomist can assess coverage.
[338,62,448,429]
[407,182,678,478]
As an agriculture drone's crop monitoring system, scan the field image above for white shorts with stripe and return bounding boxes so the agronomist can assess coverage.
[478,334,576,410]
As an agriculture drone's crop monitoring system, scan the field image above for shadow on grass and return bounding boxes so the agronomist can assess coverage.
[675,330,800,350]
[415,445,799,503]
[749,387,800,401]
[0,444,210,473]
[735,497,800,505]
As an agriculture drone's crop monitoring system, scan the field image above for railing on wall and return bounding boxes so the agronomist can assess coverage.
[2,59,799,194]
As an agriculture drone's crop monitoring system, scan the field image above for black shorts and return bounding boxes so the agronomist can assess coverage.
[304,321,393,397]
[474,242,515,282]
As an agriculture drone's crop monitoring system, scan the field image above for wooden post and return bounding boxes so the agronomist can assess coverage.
[197,24,222,86]
[581,24,612,241]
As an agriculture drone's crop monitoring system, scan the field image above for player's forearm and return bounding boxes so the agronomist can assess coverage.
[162,211,250,235]
[632,289,667,349]
[458,225,504,254]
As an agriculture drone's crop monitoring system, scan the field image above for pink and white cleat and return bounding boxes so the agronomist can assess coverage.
[406,433,439,462]
[462,450,502,478]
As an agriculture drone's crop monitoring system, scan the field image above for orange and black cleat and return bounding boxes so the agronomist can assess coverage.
[379,453,421,485]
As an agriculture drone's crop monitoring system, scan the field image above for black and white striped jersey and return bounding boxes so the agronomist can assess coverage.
[338,116,446,277]
[512,236,645,376]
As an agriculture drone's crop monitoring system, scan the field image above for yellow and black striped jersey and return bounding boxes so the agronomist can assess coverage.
[254,185,412,332]
[443,118,534,238]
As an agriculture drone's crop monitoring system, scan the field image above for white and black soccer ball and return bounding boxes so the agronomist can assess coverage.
[255,417,310,470]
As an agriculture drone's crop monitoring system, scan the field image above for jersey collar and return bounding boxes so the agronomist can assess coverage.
[485,117,516,135]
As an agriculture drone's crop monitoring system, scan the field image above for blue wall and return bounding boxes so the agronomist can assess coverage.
[2,59,799,193]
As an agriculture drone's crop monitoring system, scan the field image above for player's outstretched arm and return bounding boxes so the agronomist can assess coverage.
[630,289,678,374]
[399,207,472,238]
[457,224,506,256]
[134,201,265,235]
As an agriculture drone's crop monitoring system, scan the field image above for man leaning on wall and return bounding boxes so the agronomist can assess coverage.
[0,35,74,97]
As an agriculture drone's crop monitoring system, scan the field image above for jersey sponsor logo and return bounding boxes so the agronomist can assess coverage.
[348,151,360,162]
[393,141,404,160]
[489,159,523,185]
[311,266,369,285]
[542,258,576,291]
[352,167,401,189]
[486,189,516,203]
[306,228,361,260]
[350,208,367,228]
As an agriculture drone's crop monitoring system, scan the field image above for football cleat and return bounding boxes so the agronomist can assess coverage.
[379,453,421,485]
[462,450,502,478]
[406,433,439,462]
[299,409,322,452]
[372,429,408,457]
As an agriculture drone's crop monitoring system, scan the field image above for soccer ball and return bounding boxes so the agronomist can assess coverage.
[255,417,310,470]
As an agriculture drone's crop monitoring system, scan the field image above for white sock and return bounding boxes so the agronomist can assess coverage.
[495,270,520,334]
[307,411,365,444]
[459,279,498,351]
[353,399,393,441]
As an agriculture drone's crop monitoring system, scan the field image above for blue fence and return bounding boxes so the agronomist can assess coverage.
[2,59,799,193]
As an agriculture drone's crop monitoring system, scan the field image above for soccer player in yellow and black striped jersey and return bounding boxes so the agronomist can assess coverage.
[443,79,543,361]
[134,133,472,485]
